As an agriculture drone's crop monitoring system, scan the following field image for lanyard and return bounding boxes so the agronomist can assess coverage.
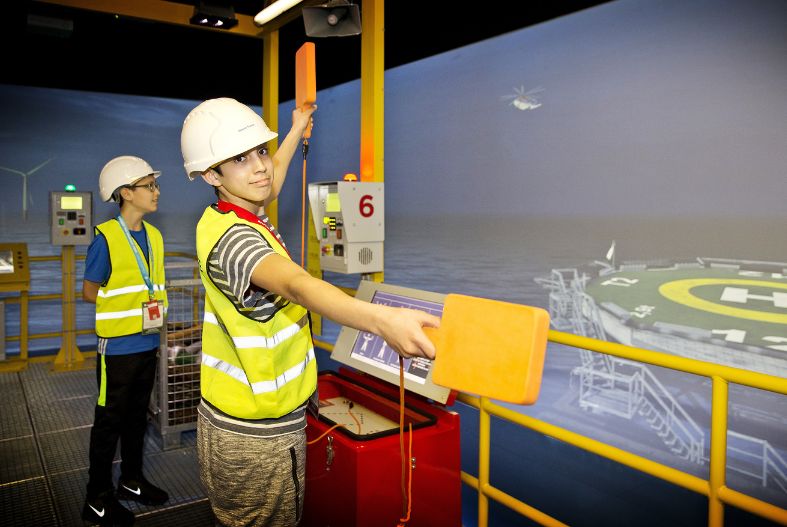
[116,215,155,299]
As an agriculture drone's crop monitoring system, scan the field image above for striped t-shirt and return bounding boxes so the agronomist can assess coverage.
[207,221,290,322]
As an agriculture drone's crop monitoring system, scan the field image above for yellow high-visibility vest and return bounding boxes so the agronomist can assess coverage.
[94,219,167,338]
[196,205,316,420]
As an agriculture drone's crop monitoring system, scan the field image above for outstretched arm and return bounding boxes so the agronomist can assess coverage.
[265,105,317,206]
[250,253,440,359]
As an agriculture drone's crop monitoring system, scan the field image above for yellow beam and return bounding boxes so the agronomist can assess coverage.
[708,377,728,527]
[359,0,385,283]
[359,0,384,183]
[263,30,280,227]
[33,0,264,38]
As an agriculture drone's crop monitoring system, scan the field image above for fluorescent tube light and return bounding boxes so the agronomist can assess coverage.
[254,0,307,27]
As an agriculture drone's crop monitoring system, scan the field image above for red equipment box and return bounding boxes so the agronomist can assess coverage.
[303,369,461,527]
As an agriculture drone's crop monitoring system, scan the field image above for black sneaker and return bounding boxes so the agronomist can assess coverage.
[82,491,135,526]
[117,475,169,506]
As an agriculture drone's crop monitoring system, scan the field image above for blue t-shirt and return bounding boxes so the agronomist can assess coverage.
[84,225,160,355]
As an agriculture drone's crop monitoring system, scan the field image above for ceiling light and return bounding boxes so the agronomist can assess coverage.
[190,2,239,30]
[254,0,307,27]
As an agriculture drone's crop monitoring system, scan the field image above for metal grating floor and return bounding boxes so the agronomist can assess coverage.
[0,361,214,526]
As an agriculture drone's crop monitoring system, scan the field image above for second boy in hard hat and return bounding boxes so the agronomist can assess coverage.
[82,156,169,527]
[180,98,439,526]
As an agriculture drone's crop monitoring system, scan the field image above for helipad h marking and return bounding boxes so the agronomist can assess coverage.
[659,279,787,324]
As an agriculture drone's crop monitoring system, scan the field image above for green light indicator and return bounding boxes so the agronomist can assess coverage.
[64,184,76,192]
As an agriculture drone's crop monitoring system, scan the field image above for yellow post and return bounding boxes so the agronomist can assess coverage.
[52,245,88,371]
[263,30,280,228]
[478,397,491,527]
[360,0,385,283]
[360,0,384,184]
[0,290,28,373]
[19,290,28,362]
[708,376,728,527]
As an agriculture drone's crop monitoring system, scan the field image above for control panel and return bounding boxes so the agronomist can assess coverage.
[49,191,93,246]
[308,181,384,274]
[0,243,30,290]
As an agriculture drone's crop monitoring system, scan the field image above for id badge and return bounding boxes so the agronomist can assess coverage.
[142,300,164,334]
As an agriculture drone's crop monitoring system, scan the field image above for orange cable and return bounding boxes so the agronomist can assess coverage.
[399,356,407,516]
[306,422,343,445]
[300,144,308,268]
[397,422,413,527]
[397,355,414,526]
[347,404,362,435]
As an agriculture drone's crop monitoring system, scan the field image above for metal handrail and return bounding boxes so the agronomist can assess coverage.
[0,251,197,348]
[311,333,787,526]
[456,330,787,527]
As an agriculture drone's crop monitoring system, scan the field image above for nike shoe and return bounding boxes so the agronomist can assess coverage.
[82,490,135,526]
[116,475,169,506]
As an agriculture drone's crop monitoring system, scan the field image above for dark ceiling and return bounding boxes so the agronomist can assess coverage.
[5,1,611,105]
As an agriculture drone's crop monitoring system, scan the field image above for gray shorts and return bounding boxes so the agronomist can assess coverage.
[197,412,306,527]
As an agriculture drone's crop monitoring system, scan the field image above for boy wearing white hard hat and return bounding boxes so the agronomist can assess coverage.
[81,155,169,526]
[180,98,439,526]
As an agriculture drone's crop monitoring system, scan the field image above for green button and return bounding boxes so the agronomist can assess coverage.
[322,228,327,239]
[59,219,64,225]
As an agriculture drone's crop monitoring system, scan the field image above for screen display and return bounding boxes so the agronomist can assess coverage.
[325,192,341,213]
[60,196,83,210]
[0,250,13,274]
[349,290,444,385]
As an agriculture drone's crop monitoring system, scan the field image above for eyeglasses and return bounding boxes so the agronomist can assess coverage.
[126,181,160,192]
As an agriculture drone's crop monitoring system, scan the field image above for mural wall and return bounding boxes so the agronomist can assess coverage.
[1,0,785,510]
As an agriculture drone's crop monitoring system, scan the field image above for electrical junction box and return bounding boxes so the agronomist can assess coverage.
[307,181,383,274]
[50,191,93,246]
[302,282,461,527]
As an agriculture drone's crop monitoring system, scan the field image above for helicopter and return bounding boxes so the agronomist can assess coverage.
[501,86,543,111]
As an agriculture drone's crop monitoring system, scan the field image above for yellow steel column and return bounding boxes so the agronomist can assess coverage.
[478,397,491,527]
[263,30,281,227]
[53,245,88,371]
[360,0,385,282]
[20,290,29,362]
[708,376,728,527]
[360,0,384,183]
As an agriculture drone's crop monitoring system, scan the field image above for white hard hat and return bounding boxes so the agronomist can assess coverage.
[98,156,161,202]
[181,97,278,181]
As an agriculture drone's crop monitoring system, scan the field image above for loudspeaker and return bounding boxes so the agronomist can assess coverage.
[303,0,361,38]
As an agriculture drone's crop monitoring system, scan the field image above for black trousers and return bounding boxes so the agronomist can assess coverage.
[86,348,158,498]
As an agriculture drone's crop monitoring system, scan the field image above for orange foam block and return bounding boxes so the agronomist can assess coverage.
[427,294,550,405]
[295,42,316,108]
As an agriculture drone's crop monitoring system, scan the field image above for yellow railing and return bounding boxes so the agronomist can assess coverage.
[0,251,197,370]
[314,332,787,527]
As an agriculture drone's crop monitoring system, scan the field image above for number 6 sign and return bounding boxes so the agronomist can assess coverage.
[359,194,374,218]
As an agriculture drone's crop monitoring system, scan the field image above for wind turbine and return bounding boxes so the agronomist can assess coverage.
[0,158,54,221]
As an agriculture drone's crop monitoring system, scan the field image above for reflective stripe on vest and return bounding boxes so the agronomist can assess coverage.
[196,205,317,420]
[203,311,309,349]
[95,219,167,338]
[202,348,316,395]
[97,284,166,298]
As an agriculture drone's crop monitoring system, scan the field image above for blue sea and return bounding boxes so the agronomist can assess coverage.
[1,212,786,507]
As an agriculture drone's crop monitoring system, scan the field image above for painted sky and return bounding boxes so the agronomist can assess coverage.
[1,0,786,236]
